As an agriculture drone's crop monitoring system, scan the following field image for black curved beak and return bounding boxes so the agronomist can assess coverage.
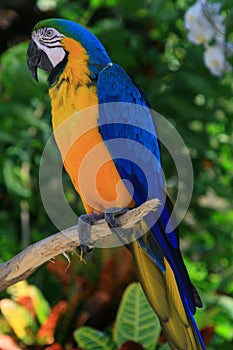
[27,39,53,82]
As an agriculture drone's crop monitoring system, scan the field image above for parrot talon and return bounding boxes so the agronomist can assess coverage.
[104,207,131,245]
[104,207,129,228]
[78,212,104,254]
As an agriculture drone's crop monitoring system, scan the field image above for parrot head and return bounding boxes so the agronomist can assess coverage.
[27,18,111,83]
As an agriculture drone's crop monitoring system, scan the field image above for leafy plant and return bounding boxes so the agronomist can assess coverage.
[0,298,37,345]
[74,282,161,350]
[74,326,116,350]
[114,283,160,349]
[0,280,66,348]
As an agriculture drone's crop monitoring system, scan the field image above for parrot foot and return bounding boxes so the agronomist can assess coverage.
[78,212,104,255]
[78,208,130,256]
[104,207,130,246]
[104,207,129,228]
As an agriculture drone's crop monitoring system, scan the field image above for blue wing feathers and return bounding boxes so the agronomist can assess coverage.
[98,63,195,298]
[97,63,204,348]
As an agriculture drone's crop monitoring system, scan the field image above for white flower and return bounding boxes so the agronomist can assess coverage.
[185,1,233,77]
[185,0,225,45]
[201,1,225,33]
[187,22,215,44]
[204,43,232,76]
[185,1,202,30]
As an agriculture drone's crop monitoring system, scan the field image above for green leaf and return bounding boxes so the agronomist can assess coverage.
[28,285,51,325]
[114,283,161,350]
[74,326,116,350]
[0,42,47,103]
[3,159,31,198]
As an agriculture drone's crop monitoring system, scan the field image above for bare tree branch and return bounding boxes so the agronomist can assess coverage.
[0,199,159,292]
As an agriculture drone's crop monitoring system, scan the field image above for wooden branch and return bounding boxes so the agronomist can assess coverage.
[0,199,159,292]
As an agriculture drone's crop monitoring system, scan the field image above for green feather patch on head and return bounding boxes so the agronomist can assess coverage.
[33,18,67,33]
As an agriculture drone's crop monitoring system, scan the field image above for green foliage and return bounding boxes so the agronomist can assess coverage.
[0,40,80,260]
[197,294,233,341]
[27,285,51,325]
[0,281,51,345]
[74,326,116,350]
[114,283,160,350]
[0,298,37,345]
[74,282,161,350]
[0,41,52,260]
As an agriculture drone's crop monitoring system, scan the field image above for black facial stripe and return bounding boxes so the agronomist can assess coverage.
[41,38,62,44]
[39,40,62,49]
[45,44,63,48]
[42,35,62,42]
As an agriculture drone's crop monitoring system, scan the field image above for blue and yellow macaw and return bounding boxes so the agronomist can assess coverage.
[27,19,205,349]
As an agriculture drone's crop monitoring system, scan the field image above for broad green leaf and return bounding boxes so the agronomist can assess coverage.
[74,326,116,350]
[28,285,51,325]
[114,283,160,350]
[0,299,37,345]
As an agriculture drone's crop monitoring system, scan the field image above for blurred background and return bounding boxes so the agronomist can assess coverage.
[0,0,232,349]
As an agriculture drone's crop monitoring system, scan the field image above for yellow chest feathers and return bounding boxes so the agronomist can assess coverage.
[49,37,98,129]
[47,37,133,213]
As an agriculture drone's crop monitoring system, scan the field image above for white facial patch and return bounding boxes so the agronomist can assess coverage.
[32,27,66,67]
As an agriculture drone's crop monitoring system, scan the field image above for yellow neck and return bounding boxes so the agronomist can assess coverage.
[49,37,98,129]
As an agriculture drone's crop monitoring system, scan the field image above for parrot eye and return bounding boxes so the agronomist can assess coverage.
[46,29,54,38]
